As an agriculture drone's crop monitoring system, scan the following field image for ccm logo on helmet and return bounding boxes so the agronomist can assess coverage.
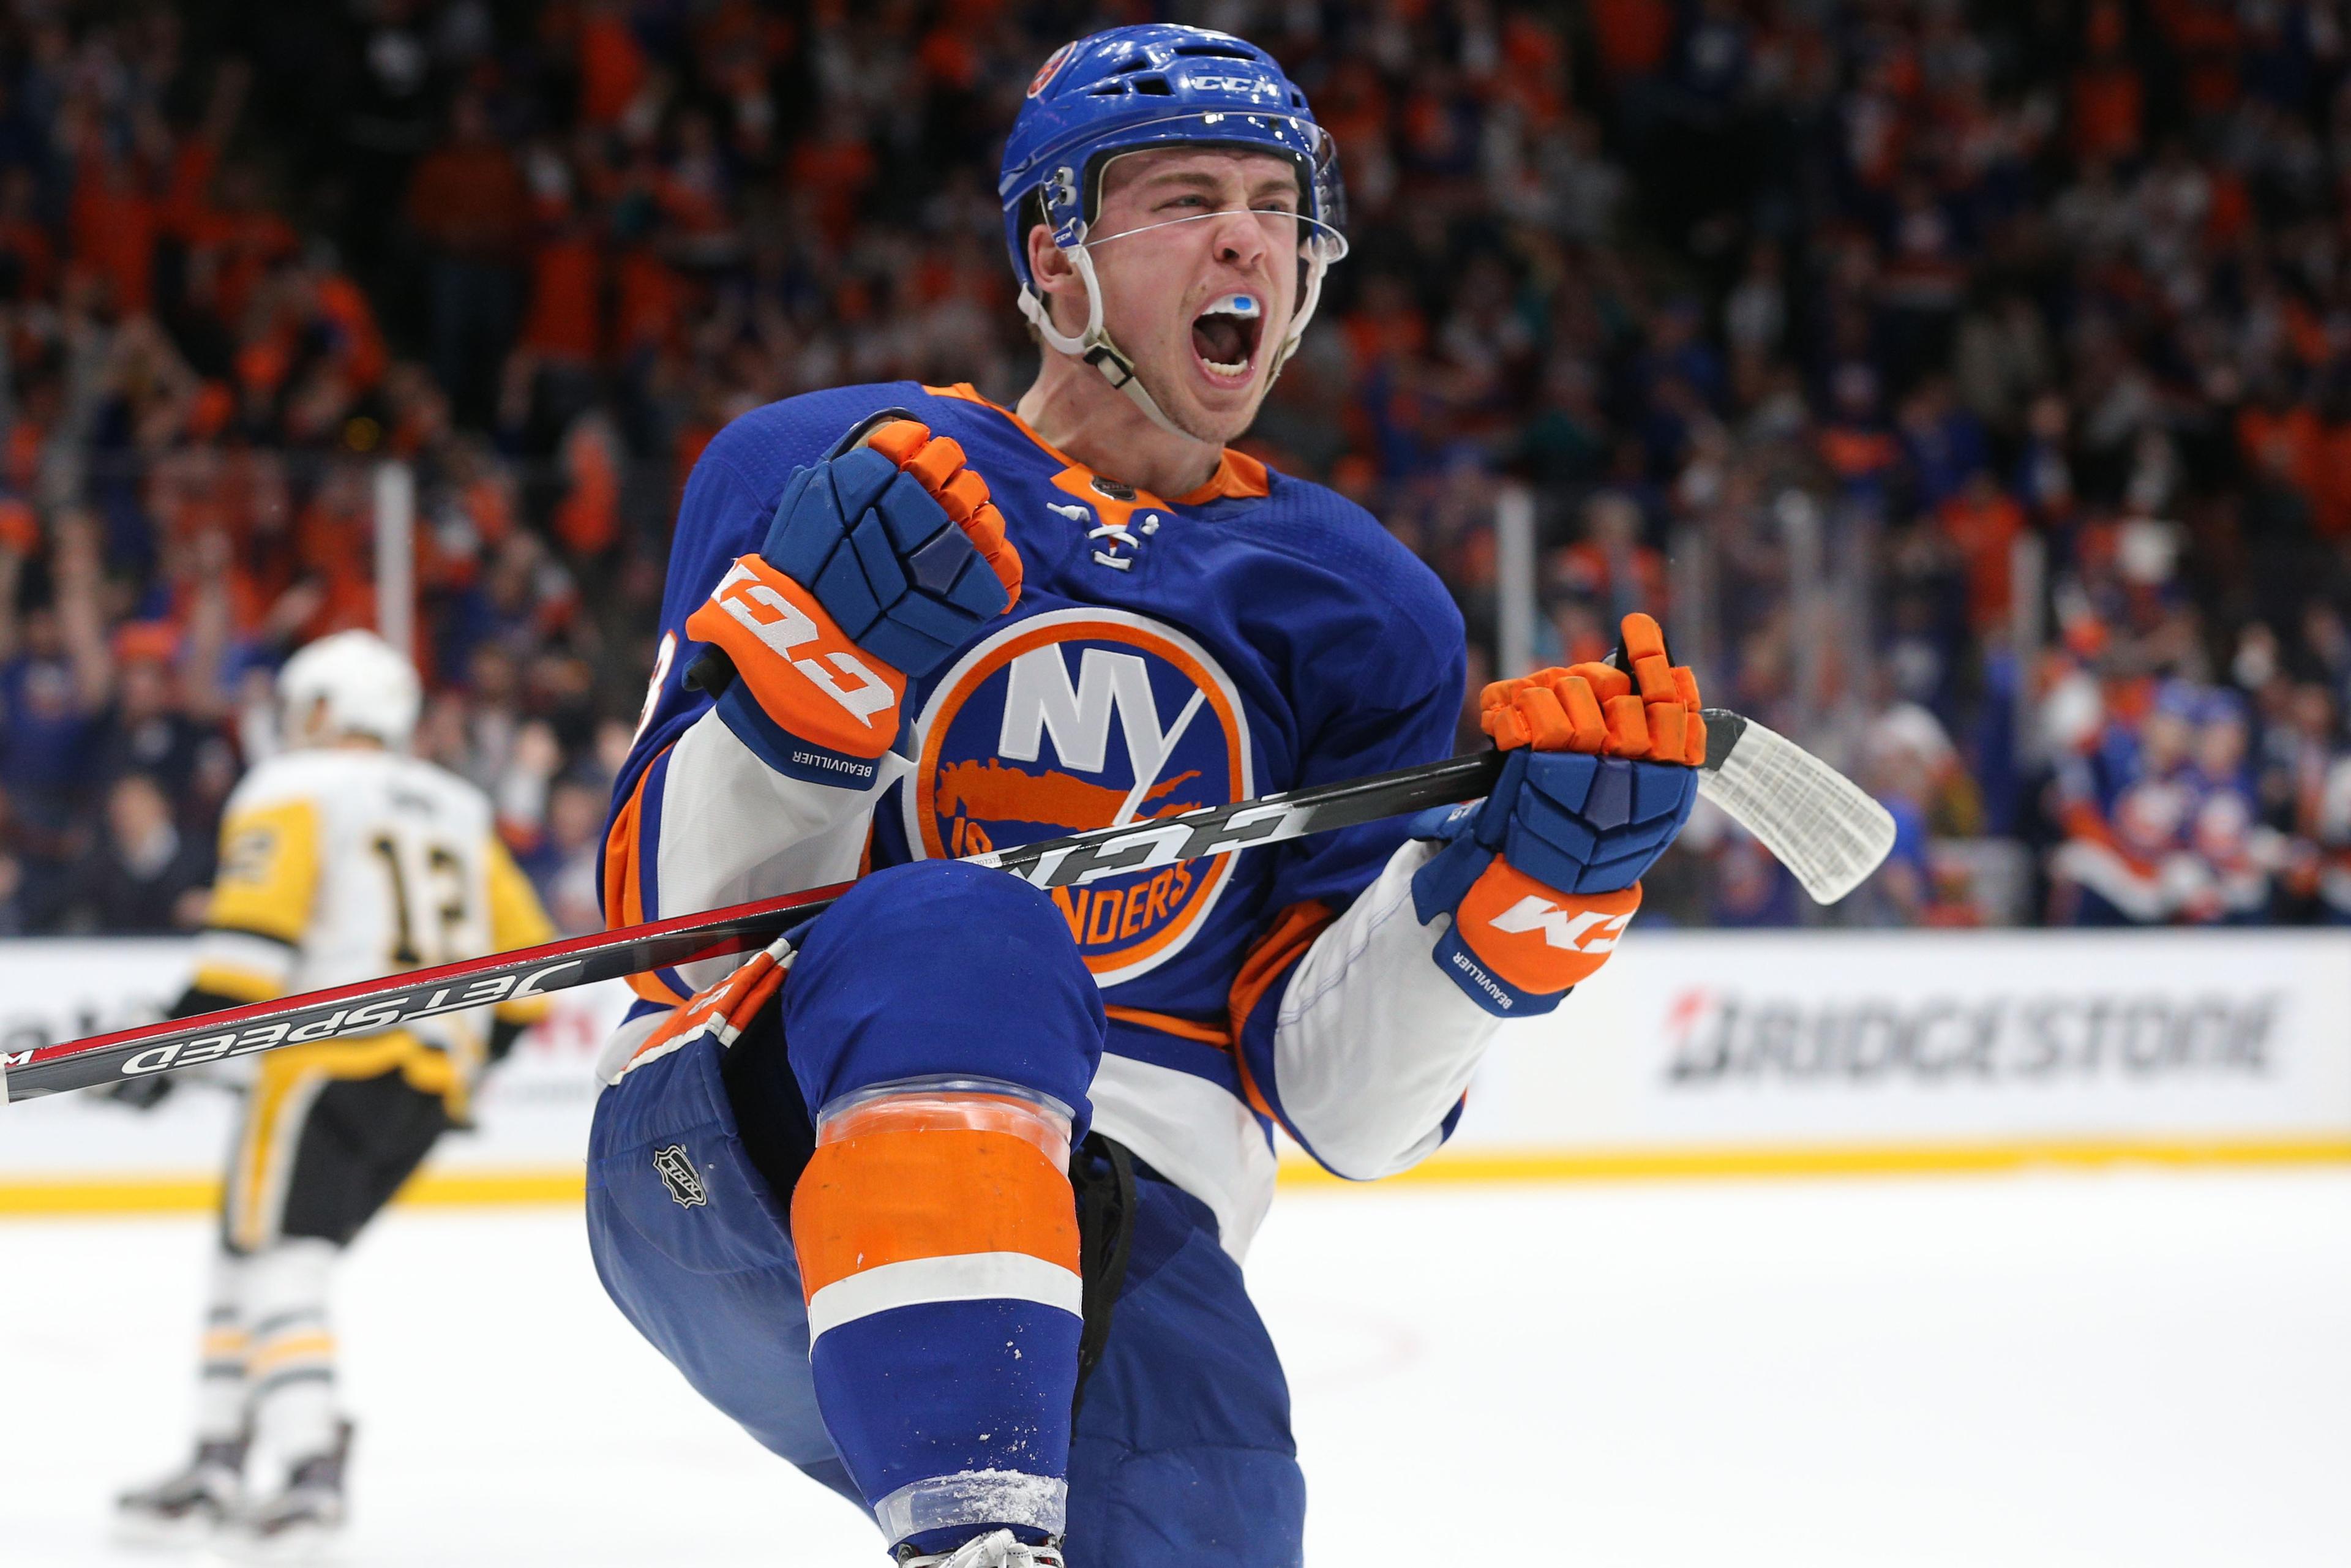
[1488,898,1630,954]
[1187,73,1275,97]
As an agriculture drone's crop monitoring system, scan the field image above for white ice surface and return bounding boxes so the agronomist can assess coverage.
[2,1169,2347,1566]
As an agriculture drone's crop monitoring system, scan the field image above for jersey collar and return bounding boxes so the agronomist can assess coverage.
[924,383,1272,506]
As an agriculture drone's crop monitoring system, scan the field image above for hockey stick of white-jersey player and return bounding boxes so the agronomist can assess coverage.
[1,708,1891,1104]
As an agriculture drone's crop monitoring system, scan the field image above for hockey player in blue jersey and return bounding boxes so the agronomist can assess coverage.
[586,24,1710,1567]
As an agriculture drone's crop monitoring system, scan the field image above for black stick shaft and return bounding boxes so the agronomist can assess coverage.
[4,749,1504,1103]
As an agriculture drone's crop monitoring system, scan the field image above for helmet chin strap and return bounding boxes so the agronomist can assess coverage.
[1019,233,1334,444]
[1019,236,1189,438]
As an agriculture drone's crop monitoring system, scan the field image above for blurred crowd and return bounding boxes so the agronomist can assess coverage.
[0,0,2348,932]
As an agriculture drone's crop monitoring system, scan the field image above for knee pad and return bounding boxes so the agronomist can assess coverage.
[793,1076,1081,1346]
[782,860,1105,1127]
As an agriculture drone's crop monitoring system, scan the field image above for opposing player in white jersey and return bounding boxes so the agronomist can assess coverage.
[110,630,555,1555]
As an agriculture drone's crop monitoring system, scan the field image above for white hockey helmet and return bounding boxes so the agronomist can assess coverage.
[279,629,421,749]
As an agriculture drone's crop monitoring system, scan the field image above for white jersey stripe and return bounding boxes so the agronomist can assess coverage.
[805,1250,1081,1342]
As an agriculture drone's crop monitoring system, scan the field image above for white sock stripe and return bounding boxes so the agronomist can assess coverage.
[249,1308,325,1340]
[806,1251,1082,1342]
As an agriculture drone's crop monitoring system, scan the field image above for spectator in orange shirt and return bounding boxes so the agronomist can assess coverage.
[519,228,602,366]
[407,93,531,429]
[1550,490,1668,629]
[1938,468,2026,634]
[67,145,159,317]
[577,0,650,127]
[1588,0,1675,80]
[2237,383,2323,505]
[2315,413,2351,540]
[2071,2,2144,162]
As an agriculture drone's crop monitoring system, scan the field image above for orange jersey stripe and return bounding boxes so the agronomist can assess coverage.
[604,748,691,1005]
[1103,1005,1231,1048]
[790,1127,1078,1299]
[627,969,692,1006]
[603,751,659,929]
[1228,899,1335,1036]
[921,382,1270,502]
[1226,899,1337,1119]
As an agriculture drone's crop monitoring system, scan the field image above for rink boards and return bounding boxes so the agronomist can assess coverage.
[1,931,2347,1210]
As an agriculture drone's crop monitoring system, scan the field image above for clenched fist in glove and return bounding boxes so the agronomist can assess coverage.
[1411,612,1705,1016]
[686,411,1022,789]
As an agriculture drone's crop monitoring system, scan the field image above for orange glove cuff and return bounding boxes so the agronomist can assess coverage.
[1453,864,1641,994]
[686,553,909,760]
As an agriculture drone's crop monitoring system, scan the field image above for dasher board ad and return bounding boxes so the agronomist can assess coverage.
[1452,930,2351,1153]
[0,940,628,1180]
[4,933,2349,1189]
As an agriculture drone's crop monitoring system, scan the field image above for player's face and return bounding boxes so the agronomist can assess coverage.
[1085,148,1304,443]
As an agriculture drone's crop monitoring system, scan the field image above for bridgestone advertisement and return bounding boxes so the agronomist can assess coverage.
[1457,930,2351,1158]
[2,932,2346,1200]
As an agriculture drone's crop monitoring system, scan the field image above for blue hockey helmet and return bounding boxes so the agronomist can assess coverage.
[999,25,1349,432]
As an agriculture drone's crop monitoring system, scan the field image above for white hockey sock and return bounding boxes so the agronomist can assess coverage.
[240,1239,340,1470]
[195,1246,249,1446]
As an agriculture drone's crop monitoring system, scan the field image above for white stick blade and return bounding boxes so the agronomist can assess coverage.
[1697,718,1897,904]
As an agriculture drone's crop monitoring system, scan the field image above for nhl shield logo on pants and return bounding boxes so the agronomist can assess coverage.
[653,1144,708,1208]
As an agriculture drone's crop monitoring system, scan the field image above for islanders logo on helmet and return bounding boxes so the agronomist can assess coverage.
[906,607,1254,986]
[1028,40,1076,97]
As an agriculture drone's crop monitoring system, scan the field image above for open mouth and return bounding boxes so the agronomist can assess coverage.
[1190,293,1265,383]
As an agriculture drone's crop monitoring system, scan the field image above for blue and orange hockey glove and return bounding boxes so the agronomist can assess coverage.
[685,410,1022,789]
[1410,613,1707,1016]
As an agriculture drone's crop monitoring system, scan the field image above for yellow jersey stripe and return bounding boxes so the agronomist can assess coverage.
[207,798,322,946]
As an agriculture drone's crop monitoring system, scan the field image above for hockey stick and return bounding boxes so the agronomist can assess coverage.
[1,709,1888,1103]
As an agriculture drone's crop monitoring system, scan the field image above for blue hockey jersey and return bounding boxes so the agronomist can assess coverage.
[601,382,1495,1251]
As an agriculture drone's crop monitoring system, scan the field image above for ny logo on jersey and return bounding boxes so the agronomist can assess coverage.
[653,1144,708,1209]
[912,608,1254,986]
[1488,896,1631,954]
[999,646,1202,806]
